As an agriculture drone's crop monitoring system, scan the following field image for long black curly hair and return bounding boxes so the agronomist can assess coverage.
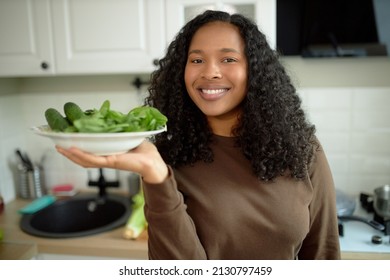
[145,10,317,181]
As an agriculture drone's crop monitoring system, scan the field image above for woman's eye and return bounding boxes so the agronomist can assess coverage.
[222,57,237,63]
[191,59,203,64]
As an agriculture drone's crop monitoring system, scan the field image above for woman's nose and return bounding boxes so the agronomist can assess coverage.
[201,62,222,80]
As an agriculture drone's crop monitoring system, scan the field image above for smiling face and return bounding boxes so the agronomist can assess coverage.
[184,21,248,136]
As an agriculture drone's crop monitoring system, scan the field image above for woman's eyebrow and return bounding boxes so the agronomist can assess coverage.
[188,48,241,55]
[188,49,202,55]
[220,47,241,54]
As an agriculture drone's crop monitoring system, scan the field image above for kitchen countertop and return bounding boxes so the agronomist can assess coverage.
[338,204,390,260]
[0,197,148,260]
[339,222,390,259]
[1,197,390,260]
[0,241,37,260]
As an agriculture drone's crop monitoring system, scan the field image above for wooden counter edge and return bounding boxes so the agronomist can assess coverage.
[0,241,38,260]
[341,251,390,260]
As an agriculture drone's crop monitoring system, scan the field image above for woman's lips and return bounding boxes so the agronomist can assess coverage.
[199,88,229,100]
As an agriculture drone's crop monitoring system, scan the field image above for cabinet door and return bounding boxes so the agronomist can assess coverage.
[51,0,166,74]
[0,0,55,77]
[165,0,276,49]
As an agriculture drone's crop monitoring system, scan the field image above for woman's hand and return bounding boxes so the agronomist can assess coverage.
[56,141,168,184]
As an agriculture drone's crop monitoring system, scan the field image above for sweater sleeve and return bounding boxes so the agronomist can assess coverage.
[142,166,208,260]
[298,144,341,259]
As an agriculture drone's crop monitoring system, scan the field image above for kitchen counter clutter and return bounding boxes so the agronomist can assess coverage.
[0,197,148,260]
[1,197,390,260]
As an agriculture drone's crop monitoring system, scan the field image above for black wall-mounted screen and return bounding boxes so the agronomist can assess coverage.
[276,0,387,57]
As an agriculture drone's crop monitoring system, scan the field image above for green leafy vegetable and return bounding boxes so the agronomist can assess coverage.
[44,100,167,133]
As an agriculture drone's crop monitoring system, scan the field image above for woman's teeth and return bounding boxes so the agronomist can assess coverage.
[201,88,227,95]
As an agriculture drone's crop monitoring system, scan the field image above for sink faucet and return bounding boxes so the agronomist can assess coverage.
[88,168,120,199]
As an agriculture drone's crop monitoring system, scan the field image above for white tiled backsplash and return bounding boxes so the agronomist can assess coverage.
[298,87,390,196]
[1,77,390,203]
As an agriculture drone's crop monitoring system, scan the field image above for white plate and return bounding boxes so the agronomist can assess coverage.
[31,125,167,155]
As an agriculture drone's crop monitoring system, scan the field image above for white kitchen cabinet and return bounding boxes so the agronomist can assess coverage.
[51,0,166,74]
[0,0,55,76]
[165,0,276,49]
[0,0,166,77]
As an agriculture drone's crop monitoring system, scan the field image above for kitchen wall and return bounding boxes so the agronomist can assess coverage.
[281,57,390,196]
[298,87,390,196]
[1,61,390,203]
[0,79,25,203]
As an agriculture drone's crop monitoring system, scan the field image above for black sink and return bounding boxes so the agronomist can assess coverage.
[20,193,131,238]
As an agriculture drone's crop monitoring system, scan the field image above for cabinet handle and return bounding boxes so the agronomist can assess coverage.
[41,62,49,70]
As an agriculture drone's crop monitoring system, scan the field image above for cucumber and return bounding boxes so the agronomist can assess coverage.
[64,102,85,124]
[45,108,70,131]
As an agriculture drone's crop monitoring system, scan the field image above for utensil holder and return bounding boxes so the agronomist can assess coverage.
[17,164,46,199]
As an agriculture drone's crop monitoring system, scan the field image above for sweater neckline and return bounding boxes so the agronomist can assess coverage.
[212,134,239,147]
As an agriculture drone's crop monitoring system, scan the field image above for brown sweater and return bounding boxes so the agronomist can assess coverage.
[143,135,341,259]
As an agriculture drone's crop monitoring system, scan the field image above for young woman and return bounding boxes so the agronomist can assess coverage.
[57,10,341,259]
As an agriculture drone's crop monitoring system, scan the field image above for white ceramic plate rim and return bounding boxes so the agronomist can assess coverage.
[31,125,167,138]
